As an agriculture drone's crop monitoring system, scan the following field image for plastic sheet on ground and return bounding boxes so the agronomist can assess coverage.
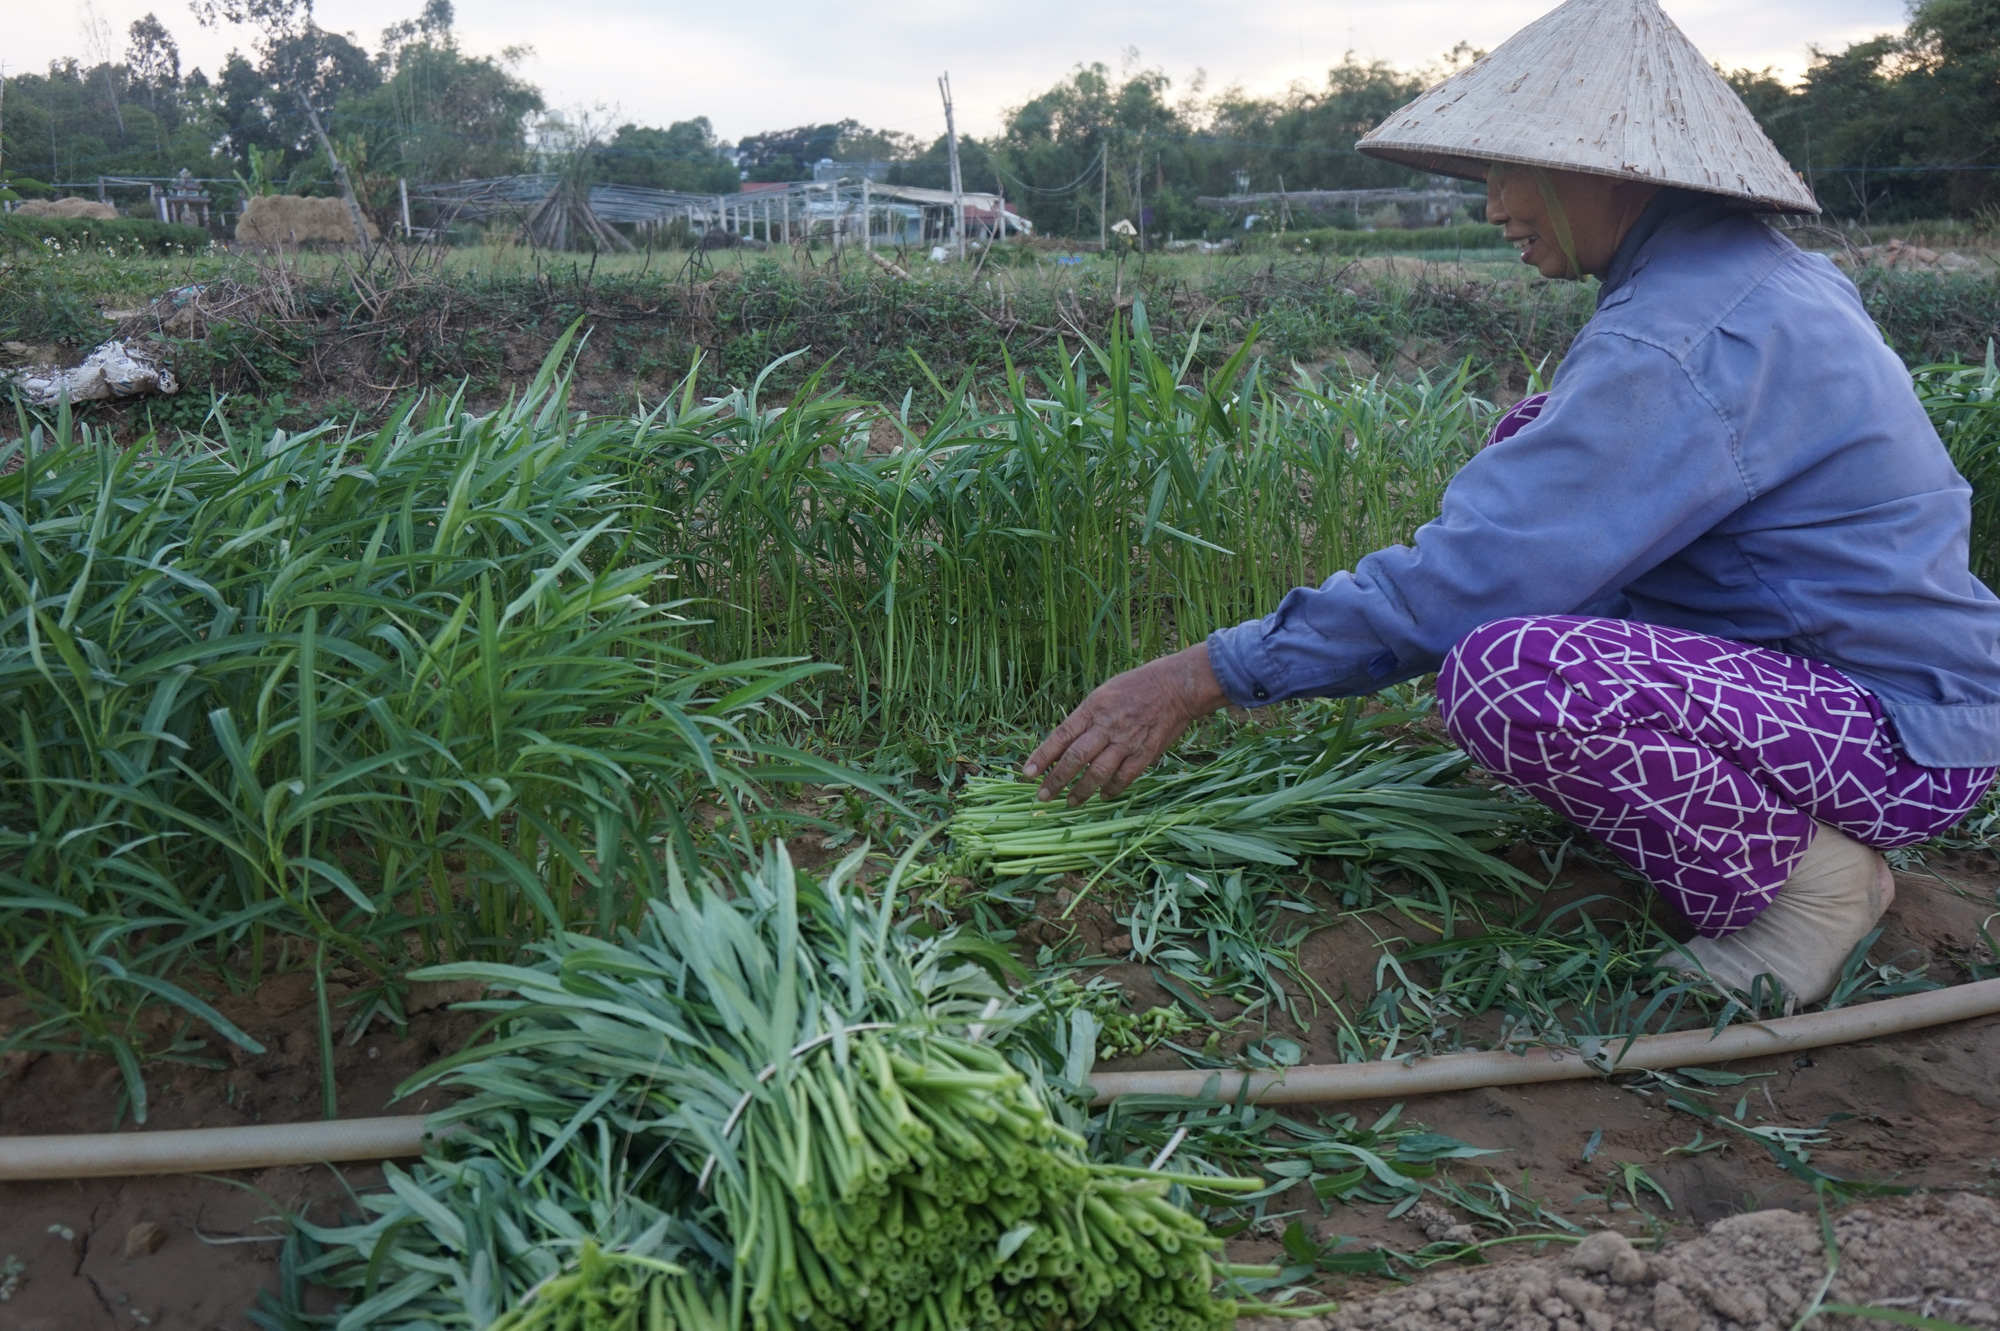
[8,340,178,406]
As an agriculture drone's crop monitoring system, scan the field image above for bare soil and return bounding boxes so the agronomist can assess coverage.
[4,860,1998,1329]
[1076,855,2000,1291]
[0,978,479,1329]
[1242,1192,2000,1331]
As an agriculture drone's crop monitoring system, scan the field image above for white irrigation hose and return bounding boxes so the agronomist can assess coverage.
[1084,976,2000,1106]
[3,979,1998,1180]
[0,1115,436,1181]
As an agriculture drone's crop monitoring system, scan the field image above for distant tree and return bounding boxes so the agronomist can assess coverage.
[192,0,381,244]
[10,0,1995,234]
[736,121,859,181]
[1207,57,1428,198]
[335,5,542,187]
[0,70,71,184]
[998,63,1195,238]
[1725,0,2000,220]
[210,50,287,170]
[595,119,739,193]
[78,1,127,135]
[198,28,376,177]
[888,134,997,192]
[834,125,920,165]
[376,0,454,68]
[1904,0,2000,211]
[1802,35,1935,219]
[0,51,208,190]
[125,14,182,110]
[258,25,380,114]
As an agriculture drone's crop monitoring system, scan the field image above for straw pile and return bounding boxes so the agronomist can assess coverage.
[15,198,121,220]
[235,194,378,249]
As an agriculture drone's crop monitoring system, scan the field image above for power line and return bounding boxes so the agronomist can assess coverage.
[995,155,1102,197]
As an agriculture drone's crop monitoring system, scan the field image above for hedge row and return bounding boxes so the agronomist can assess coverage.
[0,215,211,256]
[1281,223,1509,254]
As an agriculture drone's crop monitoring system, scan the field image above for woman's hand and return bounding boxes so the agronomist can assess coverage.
[1023,643,1232,805]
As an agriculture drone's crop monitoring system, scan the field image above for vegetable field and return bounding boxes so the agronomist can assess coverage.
[4,304,2000,1329]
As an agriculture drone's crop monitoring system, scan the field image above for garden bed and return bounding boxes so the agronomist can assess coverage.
[3,854,1998,1328]
[4,294,1999,1331]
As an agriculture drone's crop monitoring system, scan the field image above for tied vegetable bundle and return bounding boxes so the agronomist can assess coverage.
[283,848,1257,1331]
[948,700,1533,898]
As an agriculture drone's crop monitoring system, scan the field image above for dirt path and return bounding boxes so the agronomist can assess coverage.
[1241,1192,2000,1331]
[0,980,478,1330]
[0,1163,354,1330]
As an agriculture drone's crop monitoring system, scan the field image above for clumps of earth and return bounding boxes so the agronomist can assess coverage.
[1832,239,1986,273]
[1248,1193,2000,1331]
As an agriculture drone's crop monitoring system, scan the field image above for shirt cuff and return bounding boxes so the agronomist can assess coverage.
[1206,623,1282,708]
[1210,620,1415,706]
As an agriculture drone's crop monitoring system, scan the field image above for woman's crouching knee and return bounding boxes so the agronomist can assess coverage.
[1437,616,1552,760]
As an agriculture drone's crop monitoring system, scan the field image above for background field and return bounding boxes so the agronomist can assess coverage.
[3,227,2000,1327]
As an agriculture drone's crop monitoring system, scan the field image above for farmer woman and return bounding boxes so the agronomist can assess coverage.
[1023,0,2000,1006]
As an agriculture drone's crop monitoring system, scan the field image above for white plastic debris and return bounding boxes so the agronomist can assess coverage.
[929,245,951,262]
[8,340,178,406]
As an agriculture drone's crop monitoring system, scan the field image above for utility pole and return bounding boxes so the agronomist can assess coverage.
[296,87,372,251]
[1135,139,1145,252]
[1098,141,1108,253]
[938,72,966,261]
[191,3,369,249]
[862,174,871,251]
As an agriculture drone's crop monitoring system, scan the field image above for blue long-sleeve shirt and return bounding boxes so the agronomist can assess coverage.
[1206,190,2000,769]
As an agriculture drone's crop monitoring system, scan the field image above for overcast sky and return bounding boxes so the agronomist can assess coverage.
[9,0,1913,143]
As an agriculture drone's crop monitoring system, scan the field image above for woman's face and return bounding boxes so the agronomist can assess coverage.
[1487,167,1660,280]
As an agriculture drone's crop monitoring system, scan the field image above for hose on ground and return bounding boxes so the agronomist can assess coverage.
[0,1115,437,1181]
[1083,976,2000,1104]
[3,978,1997,1180]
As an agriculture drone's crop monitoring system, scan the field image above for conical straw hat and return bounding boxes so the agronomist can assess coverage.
[1357,0,1818,213]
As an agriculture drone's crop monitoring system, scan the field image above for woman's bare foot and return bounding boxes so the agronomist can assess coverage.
[1663,823,1893,1008]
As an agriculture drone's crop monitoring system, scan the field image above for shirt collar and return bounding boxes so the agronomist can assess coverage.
[1599,188,1727,301]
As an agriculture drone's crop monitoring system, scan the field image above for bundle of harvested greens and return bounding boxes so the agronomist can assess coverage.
[948,699,1532,899]
[280,847,1260,1331]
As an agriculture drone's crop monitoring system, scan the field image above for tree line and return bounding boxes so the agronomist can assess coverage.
[1725,0,1999,222]
[1,0,1992,237]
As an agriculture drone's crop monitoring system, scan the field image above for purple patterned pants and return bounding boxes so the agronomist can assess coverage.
[1437,616,1996,935]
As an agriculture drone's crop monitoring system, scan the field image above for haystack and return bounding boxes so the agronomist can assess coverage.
[15,198,121,220]
[235,194,379,250]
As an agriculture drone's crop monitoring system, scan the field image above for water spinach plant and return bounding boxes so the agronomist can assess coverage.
[647,315,1492,732]
[948,698,1534,909]
[1,316,1510,1107]
[275,847,1267,1331]
[0,350,857,1112]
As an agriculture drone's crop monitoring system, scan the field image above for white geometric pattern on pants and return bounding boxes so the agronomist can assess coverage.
[1437,616,1996,936]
